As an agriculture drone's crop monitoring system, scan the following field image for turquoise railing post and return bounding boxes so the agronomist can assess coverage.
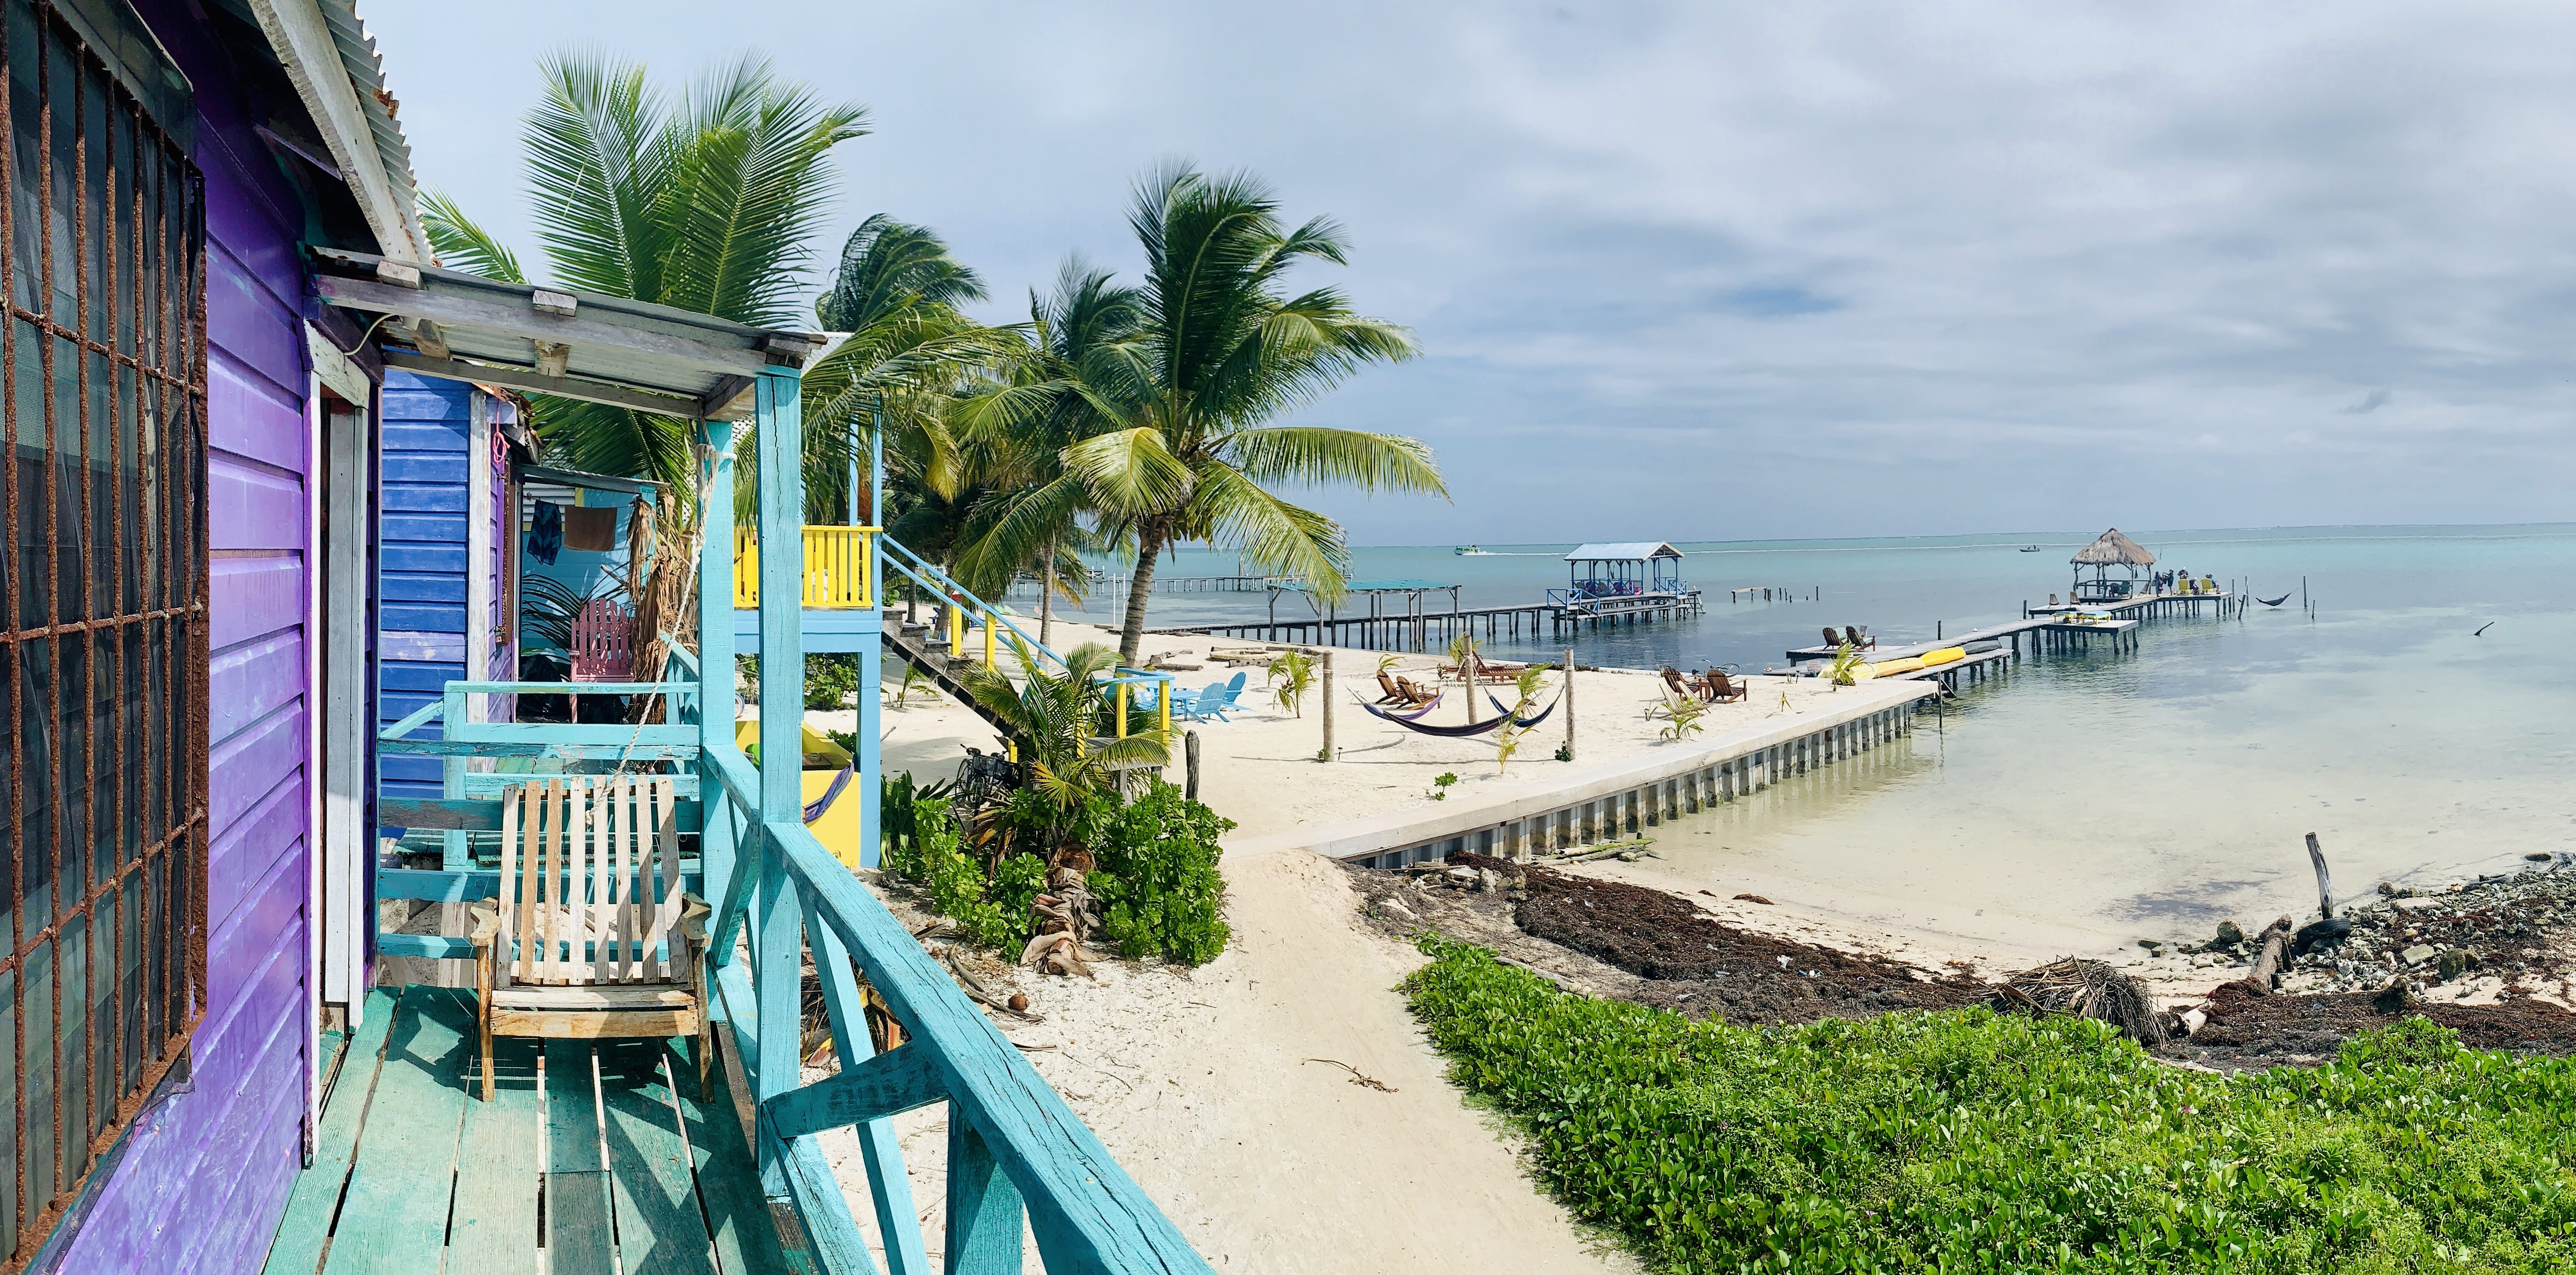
[698,419,748,969]
[946,1120,1026,1273]
[753,366,806,1199]
[859,419,884,869]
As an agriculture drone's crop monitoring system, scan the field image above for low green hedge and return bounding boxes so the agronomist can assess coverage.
[1403,939,2576,1273]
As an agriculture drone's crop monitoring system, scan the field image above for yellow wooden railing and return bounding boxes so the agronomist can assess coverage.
[733,526,876,609]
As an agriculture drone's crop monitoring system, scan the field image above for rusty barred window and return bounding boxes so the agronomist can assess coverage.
[0,0,208,1264]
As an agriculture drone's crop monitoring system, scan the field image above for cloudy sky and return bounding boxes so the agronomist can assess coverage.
[366,2,2576,546]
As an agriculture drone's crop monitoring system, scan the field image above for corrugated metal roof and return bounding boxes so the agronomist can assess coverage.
[1565,542,1682,561]
[318,0,420,245]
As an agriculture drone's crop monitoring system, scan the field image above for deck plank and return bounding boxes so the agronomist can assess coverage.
[678,1035,799,1275]
[260,990,400,1275]
[597,1041,719,1275]
[321,986,476,1275]
[444,1034,543,1275]
[543,1038,618,1275]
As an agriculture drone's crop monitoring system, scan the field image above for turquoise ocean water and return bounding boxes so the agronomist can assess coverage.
[1052,526,2576,952]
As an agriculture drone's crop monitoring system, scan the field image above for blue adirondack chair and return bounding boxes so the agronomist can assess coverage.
[1217,670,1249,709]
[1173,681,1232,723]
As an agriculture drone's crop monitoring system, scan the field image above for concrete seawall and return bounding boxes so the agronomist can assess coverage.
[1229,679,1940,868]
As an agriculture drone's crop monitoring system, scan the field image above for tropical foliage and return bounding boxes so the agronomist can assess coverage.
[421,52,868,490]
[977,166,1444,659]
[1406,939,2576,1274]
[949,640,1168,822]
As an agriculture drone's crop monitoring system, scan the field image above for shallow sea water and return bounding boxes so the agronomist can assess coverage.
[1058,526,2576,951]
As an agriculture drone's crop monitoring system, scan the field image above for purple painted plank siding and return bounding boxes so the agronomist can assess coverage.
[57,1,325,1269]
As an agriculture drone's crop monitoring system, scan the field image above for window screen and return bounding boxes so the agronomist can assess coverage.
[0,0,207,1264]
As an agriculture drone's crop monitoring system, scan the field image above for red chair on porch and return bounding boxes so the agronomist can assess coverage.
[569,597,634,682]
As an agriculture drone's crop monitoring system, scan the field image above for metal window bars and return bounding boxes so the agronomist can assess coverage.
[0,2,207,1266]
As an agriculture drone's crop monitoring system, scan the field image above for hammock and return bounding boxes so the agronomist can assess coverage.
[804,765,855,822]
[1360,701,1509,738]
[1485,692,1560,729]
[1352,690,1444,720]
[2256,593,2291,607]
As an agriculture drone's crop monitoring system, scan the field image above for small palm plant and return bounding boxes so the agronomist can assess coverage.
[1492,664,1551,773]
[951,640,1168,834]
[1649,694,1708,742]
[1269,649,1315,717]
[1826,641,1868,688]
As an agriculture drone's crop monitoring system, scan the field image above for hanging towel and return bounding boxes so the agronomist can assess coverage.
[526,500,564,566]
[562,505,618,552]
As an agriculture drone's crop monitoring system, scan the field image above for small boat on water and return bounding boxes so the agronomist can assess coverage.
[1454,545,1489,556]
[2019,545,2041,552]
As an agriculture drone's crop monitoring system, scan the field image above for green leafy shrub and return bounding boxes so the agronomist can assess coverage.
[806,653,862,710]
[878,791,1026,950]
[1402,938,2576,1274]
[1088,782,1232,965]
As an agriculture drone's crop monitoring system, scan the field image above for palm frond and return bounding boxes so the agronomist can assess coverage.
[1064,427,1192,516]
[1222,426,1446,496]
[419,189,525,282]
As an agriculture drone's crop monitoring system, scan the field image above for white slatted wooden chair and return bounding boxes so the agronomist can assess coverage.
[469,776,710,1101]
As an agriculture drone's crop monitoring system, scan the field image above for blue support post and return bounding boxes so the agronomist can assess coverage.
[859,416,884,869]
[753,366,806,1197]
[698,419,748,968]
[944,1119,1025,1275]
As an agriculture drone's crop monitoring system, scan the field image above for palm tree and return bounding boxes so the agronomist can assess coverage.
[951,258,1153,645]
[769,214,1021,526]
[421,51,868,491]
[1068,164,1445,661]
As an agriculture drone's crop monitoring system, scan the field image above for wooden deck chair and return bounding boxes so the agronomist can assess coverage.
[1373,671,1411,705]
[469,776,710,1101]
[1702,670,1749,704]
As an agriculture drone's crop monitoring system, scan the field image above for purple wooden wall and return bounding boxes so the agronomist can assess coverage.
[58,2,324,1270]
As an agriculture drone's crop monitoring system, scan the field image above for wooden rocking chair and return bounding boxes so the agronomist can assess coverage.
[469,776,711,1101]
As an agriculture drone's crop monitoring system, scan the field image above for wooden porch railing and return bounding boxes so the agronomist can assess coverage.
[734,525,878,609]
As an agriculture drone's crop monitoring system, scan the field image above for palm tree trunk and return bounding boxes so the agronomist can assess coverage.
[1038,536,1056,648]
[1118,524,1165,663]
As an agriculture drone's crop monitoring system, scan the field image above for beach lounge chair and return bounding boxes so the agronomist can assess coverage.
[471,776,709,1102]
[1842,626,1874,650]
[1218,670,1249,710]
[1374,671,1411,705]
[1661,666,1695,700]
[1821,627,1843,650]
[1700,670,1748,704]
[1174,682,1231,723]
[1394,676,1438,707]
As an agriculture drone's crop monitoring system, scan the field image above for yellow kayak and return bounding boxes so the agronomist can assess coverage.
[1920,647,1966,667]
[1847,656,1925,681]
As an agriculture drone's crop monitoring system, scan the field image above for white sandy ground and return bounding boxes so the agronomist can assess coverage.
[811,845,1638,1274]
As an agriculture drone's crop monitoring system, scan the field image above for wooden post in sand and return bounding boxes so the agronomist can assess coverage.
[1320,648,1336,762]
[2305,832,2334,919]
[1562,648,1577,761]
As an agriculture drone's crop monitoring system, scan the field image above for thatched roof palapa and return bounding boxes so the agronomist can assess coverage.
[2070,528,2155,568]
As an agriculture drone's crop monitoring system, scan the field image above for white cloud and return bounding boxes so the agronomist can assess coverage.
[365,0,2576,544]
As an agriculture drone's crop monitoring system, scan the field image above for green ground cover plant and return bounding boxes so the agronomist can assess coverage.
[1403,938,2576,1274]
[1088,782,1233,965]
[879,774,1232,965]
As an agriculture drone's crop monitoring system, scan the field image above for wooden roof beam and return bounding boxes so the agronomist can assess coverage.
[380,350,708,420]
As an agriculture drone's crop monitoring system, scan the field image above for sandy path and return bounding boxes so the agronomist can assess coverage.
[815,847,1634,1274]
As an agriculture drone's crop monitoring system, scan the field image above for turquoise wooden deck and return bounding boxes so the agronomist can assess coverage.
[259,986,788,1275]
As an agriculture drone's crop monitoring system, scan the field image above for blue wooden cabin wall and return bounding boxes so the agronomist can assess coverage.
[377,370,478,802]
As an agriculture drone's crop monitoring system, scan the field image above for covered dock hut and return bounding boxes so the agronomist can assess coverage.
[1560,542,1687,601]
[2071,528,2157,602]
